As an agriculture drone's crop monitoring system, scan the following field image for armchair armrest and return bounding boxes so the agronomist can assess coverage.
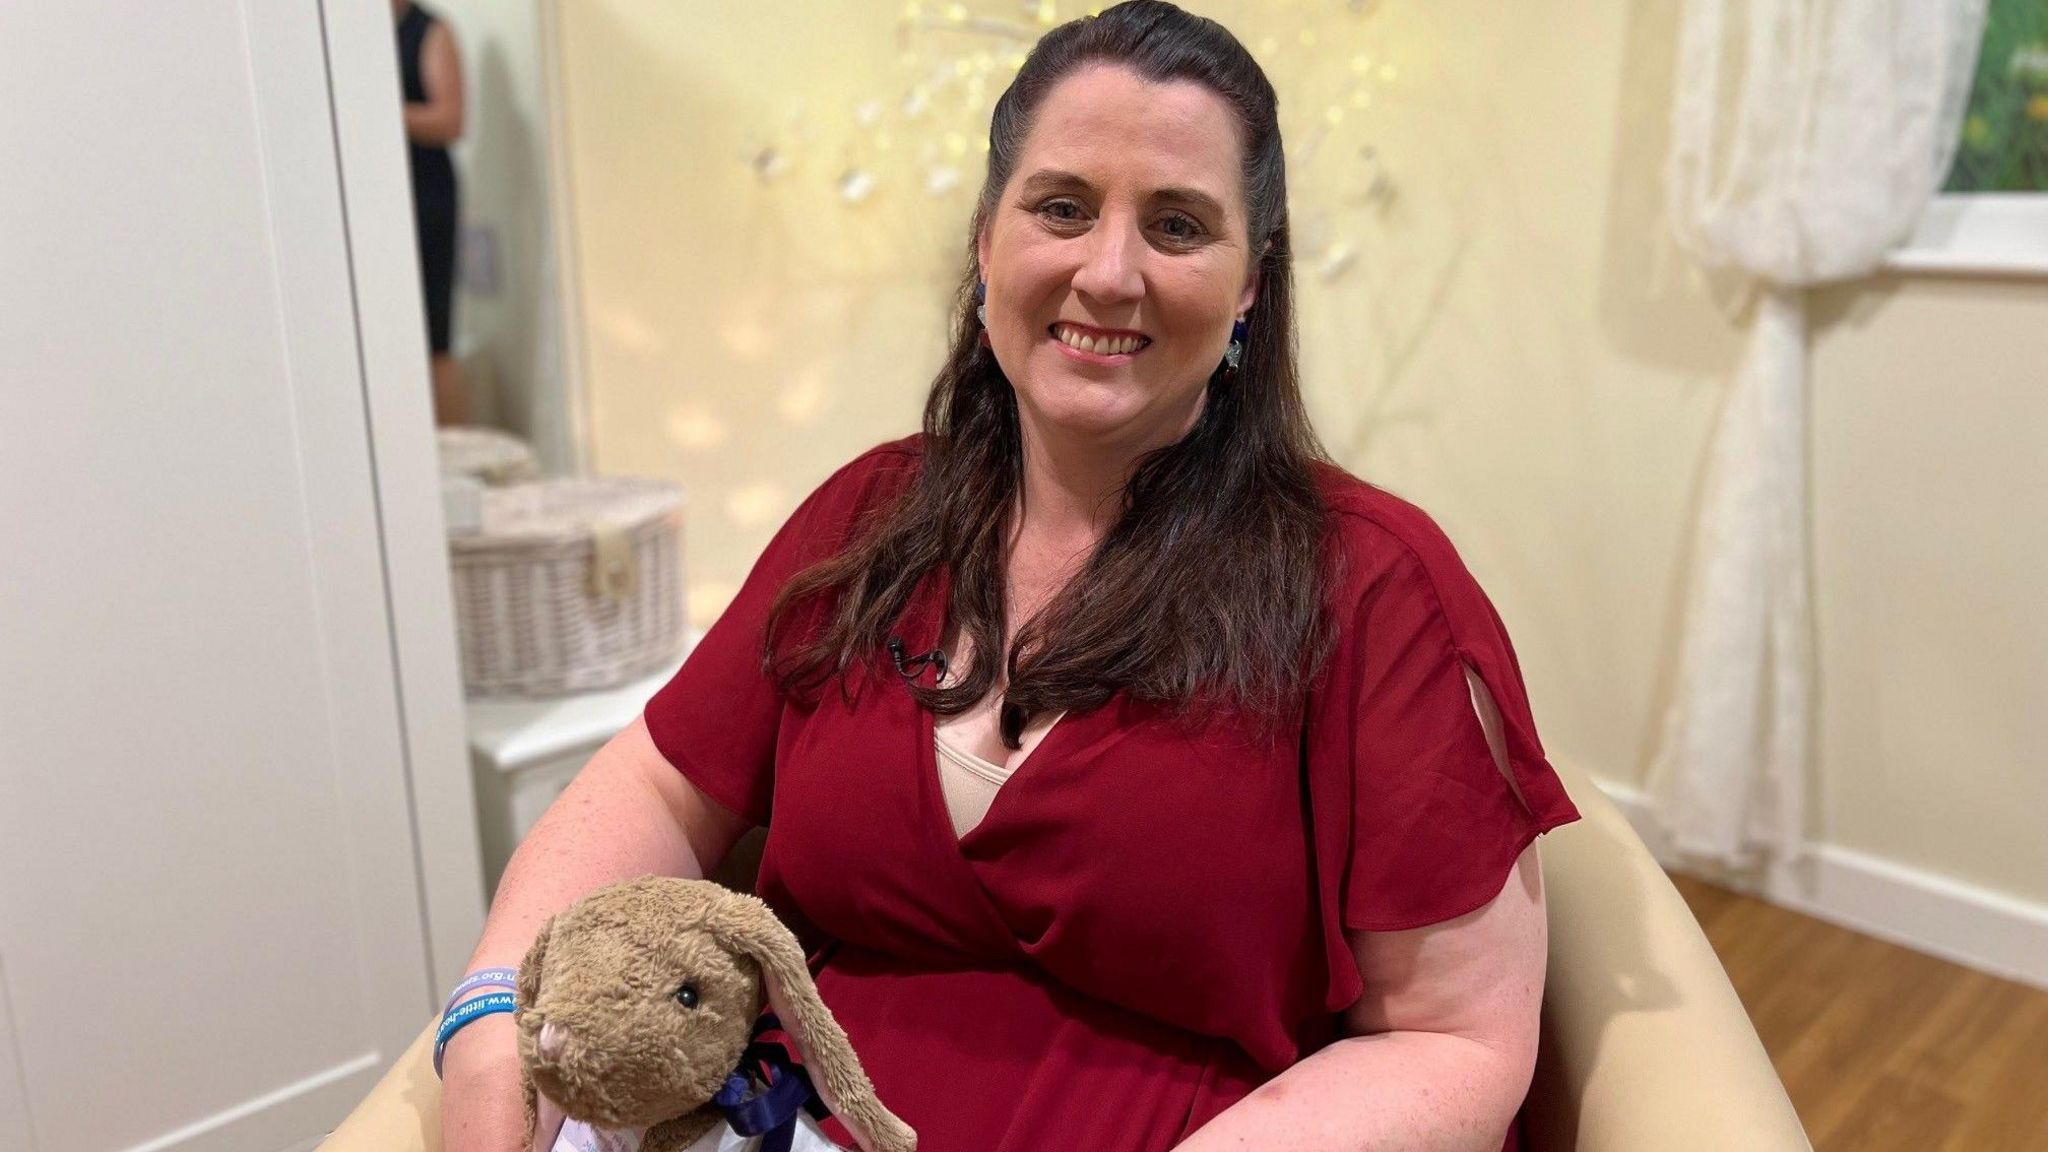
[1524,759,1810,1151]
[320,1021,442,1152]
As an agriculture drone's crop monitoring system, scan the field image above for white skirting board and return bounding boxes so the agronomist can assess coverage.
[1594,777,2048,993]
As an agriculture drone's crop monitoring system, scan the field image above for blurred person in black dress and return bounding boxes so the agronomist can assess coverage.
[394,1,466,425]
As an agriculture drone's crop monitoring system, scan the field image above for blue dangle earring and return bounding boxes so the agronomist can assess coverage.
[975,280,991,348]
[1223,315,1248,372]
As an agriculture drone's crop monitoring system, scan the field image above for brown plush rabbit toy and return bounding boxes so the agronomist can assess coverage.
[515,876,917,1152]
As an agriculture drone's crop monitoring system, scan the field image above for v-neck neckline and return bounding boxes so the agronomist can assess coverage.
[907,562,1076,855]
[933,714,1066,783]
[921,697,1073,854]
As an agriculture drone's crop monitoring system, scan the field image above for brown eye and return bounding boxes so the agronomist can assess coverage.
[675,983,700,1008]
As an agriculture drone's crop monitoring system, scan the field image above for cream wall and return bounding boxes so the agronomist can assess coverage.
[555,1,2048,911]
[1806,277,2048,903]
[552,0,965,617]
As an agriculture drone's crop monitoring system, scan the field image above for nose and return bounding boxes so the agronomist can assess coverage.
[1070,218,1143,305]
[538,1019,566,1061]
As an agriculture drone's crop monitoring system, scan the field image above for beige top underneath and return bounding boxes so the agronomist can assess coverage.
[933,729,1017,837]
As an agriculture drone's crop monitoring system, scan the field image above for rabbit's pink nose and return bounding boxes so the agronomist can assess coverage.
[538,1020,566,1061]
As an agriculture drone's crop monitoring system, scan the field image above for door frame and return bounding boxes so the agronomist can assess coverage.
[317,0,488,1001]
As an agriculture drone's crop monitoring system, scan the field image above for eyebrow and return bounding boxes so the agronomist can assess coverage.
[1017,168,1230,222]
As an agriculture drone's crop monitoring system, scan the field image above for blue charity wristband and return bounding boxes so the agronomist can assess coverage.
[434,991,518,1079]
[443,966,521,1016]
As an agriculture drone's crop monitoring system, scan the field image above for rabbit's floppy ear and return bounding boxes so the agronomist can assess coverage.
[708,894,916,1152]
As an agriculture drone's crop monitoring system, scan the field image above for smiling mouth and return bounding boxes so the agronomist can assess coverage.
[1049,322,1151,357]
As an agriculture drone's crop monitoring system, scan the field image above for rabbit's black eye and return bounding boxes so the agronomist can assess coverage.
[674,983,700,1009]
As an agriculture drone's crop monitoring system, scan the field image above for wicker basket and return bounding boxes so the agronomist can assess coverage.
[437,426,539,485]
[450,477,688,697]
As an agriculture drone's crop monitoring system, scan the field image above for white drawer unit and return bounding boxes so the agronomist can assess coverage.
[465,633,700,894]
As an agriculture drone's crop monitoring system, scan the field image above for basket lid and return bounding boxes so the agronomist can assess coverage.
[438,426,538,478]
[451,476,686,549]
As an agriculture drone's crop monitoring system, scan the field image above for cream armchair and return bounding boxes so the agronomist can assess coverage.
[1520,759,1810,1149]
[319,759,1809,1151]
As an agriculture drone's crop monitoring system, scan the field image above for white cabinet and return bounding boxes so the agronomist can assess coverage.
[0,3,482,1149]
[466,641,696,896]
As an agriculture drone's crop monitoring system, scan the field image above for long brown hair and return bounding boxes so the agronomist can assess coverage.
[765,1,1337,747]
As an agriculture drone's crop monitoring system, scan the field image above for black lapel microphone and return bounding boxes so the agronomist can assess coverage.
[887,636,949,683]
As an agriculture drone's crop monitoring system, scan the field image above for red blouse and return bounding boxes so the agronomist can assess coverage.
[644,435,1580,1152]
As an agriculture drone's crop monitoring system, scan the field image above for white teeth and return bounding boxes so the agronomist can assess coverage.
[1056,324,1144,356]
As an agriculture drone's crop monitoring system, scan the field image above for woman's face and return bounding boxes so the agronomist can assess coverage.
[978,64,1259,453]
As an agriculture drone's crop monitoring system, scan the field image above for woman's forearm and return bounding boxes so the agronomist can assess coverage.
[1173,1030,1527,1152]
[441,723,719,1151]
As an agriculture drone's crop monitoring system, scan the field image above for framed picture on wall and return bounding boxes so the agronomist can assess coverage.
[1889,0,2048,276]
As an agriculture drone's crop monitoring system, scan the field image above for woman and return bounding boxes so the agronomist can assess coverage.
[394,0,466,425]
[441,4,1579,1150]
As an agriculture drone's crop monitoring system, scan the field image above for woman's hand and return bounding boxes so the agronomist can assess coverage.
[438,1013,566,1152]
[527,1087,566,1152]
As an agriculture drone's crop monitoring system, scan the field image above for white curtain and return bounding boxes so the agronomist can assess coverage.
[1651,0,1986,868]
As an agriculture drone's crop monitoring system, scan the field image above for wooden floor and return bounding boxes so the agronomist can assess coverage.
[1671,875,2048,1151]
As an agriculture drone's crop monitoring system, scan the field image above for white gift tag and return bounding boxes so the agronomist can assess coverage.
[553,1113,845,1152]
[550,1119,644,1152]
